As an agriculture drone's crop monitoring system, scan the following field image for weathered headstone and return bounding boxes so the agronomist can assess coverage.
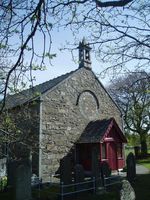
[8,159,32,200]
[60,155,72,185]
[15,161,32,200]
[101,161,111,177]
[126,152,136,183]
[91,145,102,189]
[120,180,136,200]
[92,146,100,177]
[74,164,85,191]
[74,164,85,182]
[100,161,111,187]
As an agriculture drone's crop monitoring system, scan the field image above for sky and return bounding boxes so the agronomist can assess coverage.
[31,28,110,87]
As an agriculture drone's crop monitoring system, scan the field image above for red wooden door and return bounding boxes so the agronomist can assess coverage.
[107,142,117,170]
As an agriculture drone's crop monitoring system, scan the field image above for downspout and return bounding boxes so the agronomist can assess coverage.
[39,96,43,178]
[121,113,126,164]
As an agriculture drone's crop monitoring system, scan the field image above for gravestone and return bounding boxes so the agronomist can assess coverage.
[92,146,100,178]
[126,153,136,183]
[101,161,111,177]
[74,164,85,183]
[60,155,72,185]
[15,160,32,200]
[8,159,32,200]
[120,180,136,200]
[91,145,102,189]
[74,164,85,191]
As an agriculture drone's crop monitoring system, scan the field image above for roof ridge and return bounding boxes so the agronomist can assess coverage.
[7,69,78,97]
[5,68,79,109]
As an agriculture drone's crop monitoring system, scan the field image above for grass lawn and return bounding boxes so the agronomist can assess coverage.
[125,146,150,171]
[136,158,150,171]
[32,184,120,200]
[0,189,119,200]
[1,176,150,200]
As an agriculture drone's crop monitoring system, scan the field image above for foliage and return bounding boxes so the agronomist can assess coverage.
[126,133,140,147]
[0,103,40,159]
[108,71,150,155]
[0,176,7,191]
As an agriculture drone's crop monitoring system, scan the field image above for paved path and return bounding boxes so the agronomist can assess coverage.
[117,164,149,177]
[136,164,149,174]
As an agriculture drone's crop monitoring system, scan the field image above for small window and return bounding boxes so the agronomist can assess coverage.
[117,143,122,158]
[101,143,106,159]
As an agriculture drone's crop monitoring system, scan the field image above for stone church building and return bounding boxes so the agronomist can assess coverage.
[3,39,127,182]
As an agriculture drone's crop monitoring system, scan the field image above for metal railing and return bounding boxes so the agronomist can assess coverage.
[60,177,96,200]
[32,174,122,200]
[104,175,121,188]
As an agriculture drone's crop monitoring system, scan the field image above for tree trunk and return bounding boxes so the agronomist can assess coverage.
[140,134,147,156]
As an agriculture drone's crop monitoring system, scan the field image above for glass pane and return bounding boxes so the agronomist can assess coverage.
[102,143,106,159]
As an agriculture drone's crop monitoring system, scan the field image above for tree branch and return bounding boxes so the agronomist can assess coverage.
[0,0,44,113]
[95,0,133,7]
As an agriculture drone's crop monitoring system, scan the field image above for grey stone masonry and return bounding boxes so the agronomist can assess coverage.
[120,180,136,200]
[40,67,122,182]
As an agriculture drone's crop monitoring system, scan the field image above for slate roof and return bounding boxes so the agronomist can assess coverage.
[5,70,76,109]
[4,67,122,114]
[78,118,126,143]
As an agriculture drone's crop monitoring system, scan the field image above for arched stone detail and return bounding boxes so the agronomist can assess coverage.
[76,90,99,109]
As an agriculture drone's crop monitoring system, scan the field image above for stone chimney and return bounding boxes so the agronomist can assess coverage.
[78,38,92,69]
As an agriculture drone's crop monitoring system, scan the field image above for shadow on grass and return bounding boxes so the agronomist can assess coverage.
[137,159,150,164]
[1,174,150,200]
[132,174,150,200]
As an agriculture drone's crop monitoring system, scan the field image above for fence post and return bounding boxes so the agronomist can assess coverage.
[38,178,42,199]
[93,177,96,193]
[60,182,64,200]
[0,178,1,191]
[104,177,106,191]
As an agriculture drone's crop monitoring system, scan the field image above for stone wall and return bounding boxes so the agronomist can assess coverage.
[40,68,122,181]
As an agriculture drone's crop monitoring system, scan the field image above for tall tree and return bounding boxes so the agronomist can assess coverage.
[0,0,150,110]
[108,71,150,155]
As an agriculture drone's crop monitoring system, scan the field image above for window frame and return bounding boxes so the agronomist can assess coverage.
[101,143,107,160]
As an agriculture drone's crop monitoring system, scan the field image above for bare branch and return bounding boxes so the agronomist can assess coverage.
[95,0,133,7]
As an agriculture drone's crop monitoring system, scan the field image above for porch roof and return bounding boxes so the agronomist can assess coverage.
[77,118,127,143]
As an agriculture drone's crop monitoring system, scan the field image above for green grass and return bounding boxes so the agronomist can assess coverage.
[0,190,119,200]
[1,173,150,200]
[136,158,150,170]
[70,192,119,200]
[125,146,150,171]
[0,184,119,200]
